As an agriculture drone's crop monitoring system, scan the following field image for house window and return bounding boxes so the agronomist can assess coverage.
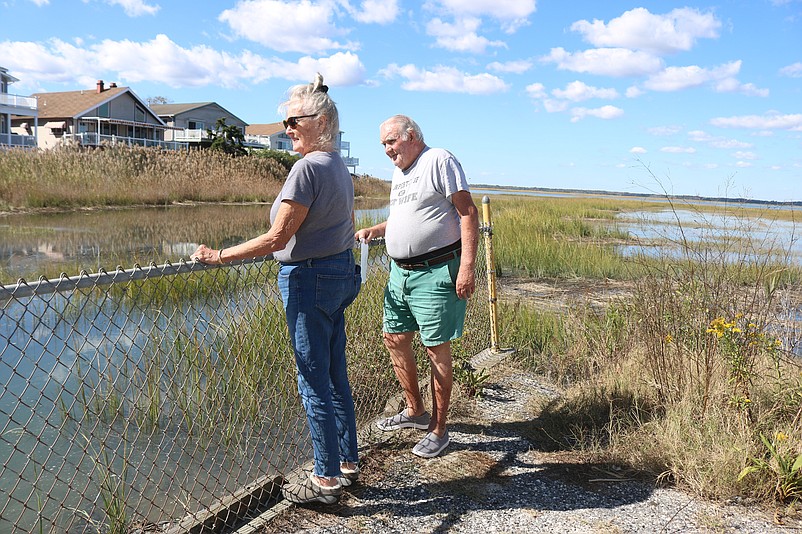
[98,102,110,117]
[188,120,204,130]
[135,105,146,122]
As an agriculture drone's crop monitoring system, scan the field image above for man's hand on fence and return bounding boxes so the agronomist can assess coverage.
[355,222,387,243]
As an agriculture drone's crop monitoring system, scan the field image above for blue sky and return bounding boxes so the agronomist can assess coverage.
[2,0,801,201]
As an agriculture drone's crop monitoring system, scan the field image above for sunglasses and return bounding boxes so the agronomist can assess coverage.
[283,114,317,129]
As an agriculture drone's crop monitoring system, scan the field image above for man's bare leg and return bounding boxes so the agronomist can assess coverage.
[383,331,426,416]
[426,341,453,437]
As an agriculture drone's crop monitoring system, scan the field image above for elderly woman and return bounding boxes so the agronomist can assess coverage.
[191,73,361,505]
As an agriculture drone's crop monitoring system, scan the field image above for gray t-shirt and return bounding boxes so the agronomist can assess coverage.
[385,147,469,260]
[270,151,354,263]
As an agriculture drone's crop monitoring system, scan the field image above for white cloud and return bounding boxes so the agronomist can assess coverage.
[552,80,619,102]
[346,0,399,24]
[427,17,506,53]
[436,0,536,32]
[687,130,712,141]
[524,82,546,98]
[569,105,624,122]
[648,125,682,136]
[542,47,663,77]
[736,161,753,168]
[219,0,355,54]
[733,151,757,160]
[710,138,752,149]
[630,146,647,154]
[660,146,696,153]
[543,99,570,113]
[1,39,96,87]
[381,63,509,94]
[570,7,720,54]
[779,62,802,78]
[487,59,532,74]
[28,0,49,6]
[644,61,736,91]
[626,86,645,98]
[105,0,159,16]
[688,130,752,149]
[714,78,769,97]
[1,35,365,89]
[710,113,802,130]
[642,60,768,96]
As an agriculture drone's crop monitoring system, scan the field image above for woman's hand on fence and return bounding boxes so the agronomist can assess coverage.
[191,244,223,265]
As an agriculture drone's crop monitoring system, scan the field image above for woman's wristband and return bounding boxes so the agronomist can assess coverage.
[218,249,225,264]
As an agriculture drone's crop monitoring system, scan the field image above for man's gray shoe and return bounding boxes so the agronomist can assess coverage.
[376,410,431,431]
[282,473,342,504]
[412,431,450,458]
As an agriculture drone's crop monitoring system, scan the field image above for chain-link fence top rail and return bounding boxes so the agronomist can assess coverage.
[0,241,489,533]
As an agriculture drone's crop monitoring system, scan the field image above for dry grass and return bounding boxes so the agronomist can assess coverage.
[0,146,389,210]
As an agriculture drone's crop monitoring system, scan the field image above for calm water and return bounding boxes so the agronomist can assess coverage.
[2,195,800,284]
[616,208,802,264]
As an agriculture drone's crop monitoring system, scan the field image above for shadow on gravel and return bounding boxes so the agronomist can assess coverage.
[260,421,658,533]
[258,366,663,533]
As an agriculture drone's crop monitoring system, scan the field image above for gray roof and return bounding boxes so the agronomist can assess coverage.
[149,102,216,116]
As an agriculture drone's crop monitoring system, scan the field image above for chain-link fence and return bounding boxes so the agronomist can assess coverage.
[0,240,490,533]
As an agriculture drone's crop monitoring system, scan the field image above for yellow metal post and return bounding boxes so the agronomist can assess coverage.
[481,196,500,353]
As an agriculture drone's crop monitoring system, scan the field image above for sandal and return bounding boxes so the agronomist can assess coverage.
[282,473,342,504]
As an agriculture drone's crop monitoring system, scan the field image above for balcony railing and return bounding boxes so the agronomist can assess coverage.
[243,134,271,148]
[0,93,38,111]
[64,132,188,150]
[173,129,211,142]
[0,133,37,148]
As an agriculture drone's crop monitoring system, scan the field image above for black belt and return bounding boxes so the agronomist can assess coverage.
[393,241,462,271]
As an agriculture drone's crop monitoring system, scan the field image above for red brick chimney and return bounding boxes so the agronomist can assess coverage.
[96,80,104,93]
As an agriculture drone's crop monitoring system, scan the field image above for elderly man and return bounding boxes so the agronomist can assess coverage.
[355,114,479,458]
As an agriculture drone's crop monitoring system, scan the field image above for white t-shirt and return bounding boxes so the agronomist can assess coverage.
[385,147,470,260]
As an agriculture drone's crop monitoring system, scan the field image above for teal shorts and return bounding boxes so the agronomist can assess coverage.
[383,256,467,347]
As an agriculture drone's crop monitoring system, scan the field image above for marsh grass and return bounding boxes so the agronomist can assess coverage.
[494,194,802,504]
[488,195,638,278]
[0,145,389,211]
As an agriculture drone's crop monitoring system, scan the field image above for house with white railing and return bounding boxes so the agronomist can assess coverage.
[245,122,359,173]
[150,102,247,148]
[0,66,38,149]
[13,80,185,150]
[244,123,293,151]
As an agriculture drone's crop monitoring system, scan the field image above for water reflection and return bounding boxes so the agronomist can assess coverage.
[616,209,802,264]
[0,200,388,283]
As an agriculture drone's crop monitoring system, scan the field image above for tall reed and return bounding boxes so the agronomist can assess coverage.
[496,194,802,503]
[0,145,389,211]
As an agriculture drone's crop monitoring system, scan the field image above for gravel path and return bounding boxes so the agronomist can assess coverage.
[252,353,799,533]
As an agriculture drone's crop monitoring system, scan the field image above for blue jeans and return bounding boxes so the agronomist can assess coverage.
[277,250,361,479]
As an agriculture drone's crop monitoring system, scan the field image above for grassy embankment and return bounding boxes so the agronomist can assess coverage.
[0,145,389,211]
[5,146,802,509]
[488,193,802,510]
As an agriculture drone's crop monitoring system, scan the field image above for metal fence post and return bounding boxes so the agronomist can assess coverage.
[480,196,500,353]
